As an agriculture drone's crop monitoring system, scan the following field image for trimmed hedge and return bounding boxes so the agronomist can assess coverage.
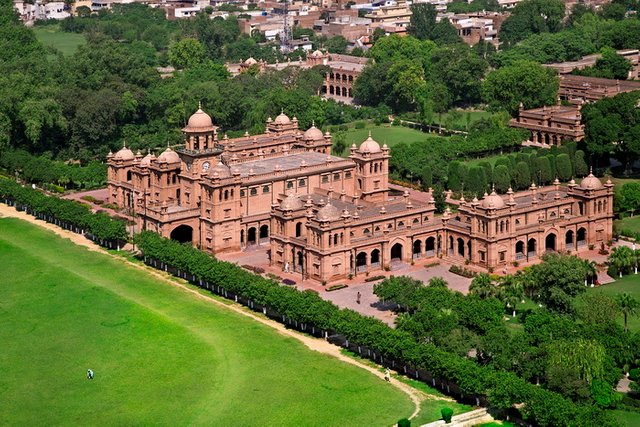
[0,178,128,246]
[133,231,616,427]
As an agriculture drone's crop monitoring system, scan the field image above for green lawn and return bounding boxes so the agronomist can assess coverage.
[608,409,640,427]
[0,218,414,425]
[615,216,640,235]
[335,124,445,156]
[33,25,85,57]
[431,110,493,131]
[593,274,640,331]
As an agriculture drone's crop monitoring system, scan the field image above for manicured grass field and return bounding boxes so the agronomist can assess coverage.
[431,110,493,131]
[337,124,444,154]
[593,274,640,331]
[609,409,640,427]
[0,218,414,425]
[615,216,640,234]
[33,25,85,57]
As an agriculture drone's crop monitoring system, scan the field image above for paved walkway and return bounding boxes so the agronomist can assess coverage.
[217,247,475,325]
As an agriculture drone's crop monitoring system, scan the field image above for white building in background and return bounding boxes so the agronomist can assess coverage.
[14,0,70,24]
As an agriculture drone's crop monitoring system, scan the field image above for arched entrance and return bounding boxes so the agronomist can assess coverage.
[170,225,193,244]
[527,238,537,257]
[425,237,435,256]
[449,236,454,255]
[356,252,367,271]
[391,243,403,261]
[545,233,557,252]
[247,227,257,245]
[260,224,269,240]
[296,251,303,273]
[565,230,574,250]
[413,240,422,258]
[371,249,380,267]
[515,241,524,260]
[577,227,587,247]
[240,229,245,245]
[457,238,465,257]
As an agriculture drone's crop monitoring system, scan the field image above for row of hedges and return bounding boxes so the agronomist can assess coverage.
[133,231,615,427]
[0,149,107,190]
[0,178,128,246]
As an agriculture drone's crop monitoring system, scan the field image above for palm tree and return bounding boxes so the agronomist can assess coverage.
[609,246,635,277]
[583,259,598,286]
[617,293,639,333]
[499,275,525,317]
[469,273,497,299]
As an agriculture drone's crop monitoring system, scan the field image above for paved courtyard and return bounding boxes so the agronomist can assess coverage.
[217,246,474,326]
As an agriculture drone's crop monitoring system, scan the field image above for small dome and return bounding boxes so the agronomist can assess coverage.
[157,147,180,164]
[316,202,340,221]
[303,124,324,141]
[209,161,230,178]
[244,57,258,65]
[311,49,323,58]
[359,132,381,154]
[114,146,135,161]
[274,112,291,125]
[280,194,304,211]
[139,152,156,167]
[481,190,505,209]
[186,107,214,130]
[580,173,603,190]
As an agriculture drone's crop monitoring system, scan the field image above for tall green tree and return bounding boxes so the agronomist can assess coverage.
[555,154,573,181]
[616,293,638,333]
[493,165,511,193]
[482,61,559,115]
[500,0,566,46]
[168,38,206,69]
[407,3,437,40]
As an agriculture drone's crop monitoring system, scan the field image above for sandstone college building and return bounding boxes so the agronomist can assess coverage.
[108,107,613,283]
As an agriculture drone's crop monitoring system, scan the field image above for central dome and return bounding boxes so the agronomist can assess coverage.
[187,107,214,129]
[359,132,381,153]
[280,194,304,211]
[303,124,324,141]
[209,161,230,178]
[157,147,180,164]
[579,173,603,190]
[113,145,135,161]
[316,202,340,221]
[481,190,505,209]
[274,112,291,125]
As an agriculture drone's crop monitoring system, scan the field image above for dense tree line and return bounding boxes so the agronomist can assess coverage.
[134,231,619,426]
[0,149,106,190]
[376,254,640,414]
[581,91,640,168]
[1,3,384,162]
[390,134,588,195]
[0,178,127,243]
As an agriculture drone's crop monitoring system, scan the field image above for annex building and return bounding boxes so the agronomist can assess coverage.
[108,107,613,283]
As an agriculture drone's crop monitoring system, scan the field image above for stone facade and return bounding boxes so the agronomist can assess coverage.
[108,107,613,284]
[510,104,585,145]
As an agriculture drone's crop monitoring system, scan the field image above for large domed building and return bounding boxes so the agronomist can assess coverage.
[108,105,614,284]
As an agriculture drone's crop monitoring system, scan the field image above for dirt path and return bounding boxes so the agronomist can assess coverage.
[0,204,431,420]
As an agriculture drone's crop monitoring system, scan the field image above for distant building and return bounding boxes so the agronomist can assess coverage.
[543,49,640,80]
[228,51,368,104]
[558,75,640,104]
[14,0,70,23]
[510,104,585,146]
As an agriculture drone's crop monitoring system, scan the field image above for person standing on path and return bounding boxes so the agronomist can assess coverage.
[384,368,391,382]
[356,291,361,304]
[87,369,94,380]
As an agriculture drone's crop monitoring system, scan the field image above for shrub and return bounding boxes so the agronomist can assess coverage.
[449,265,476,278]
[282,278,297,286]
[365,275,385,282]
[354,121,366,129]
[441,407,454,423]
[326,284,348,291]
[425,262,440,268]
[397,418,411,427]
[630,368,640,382]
